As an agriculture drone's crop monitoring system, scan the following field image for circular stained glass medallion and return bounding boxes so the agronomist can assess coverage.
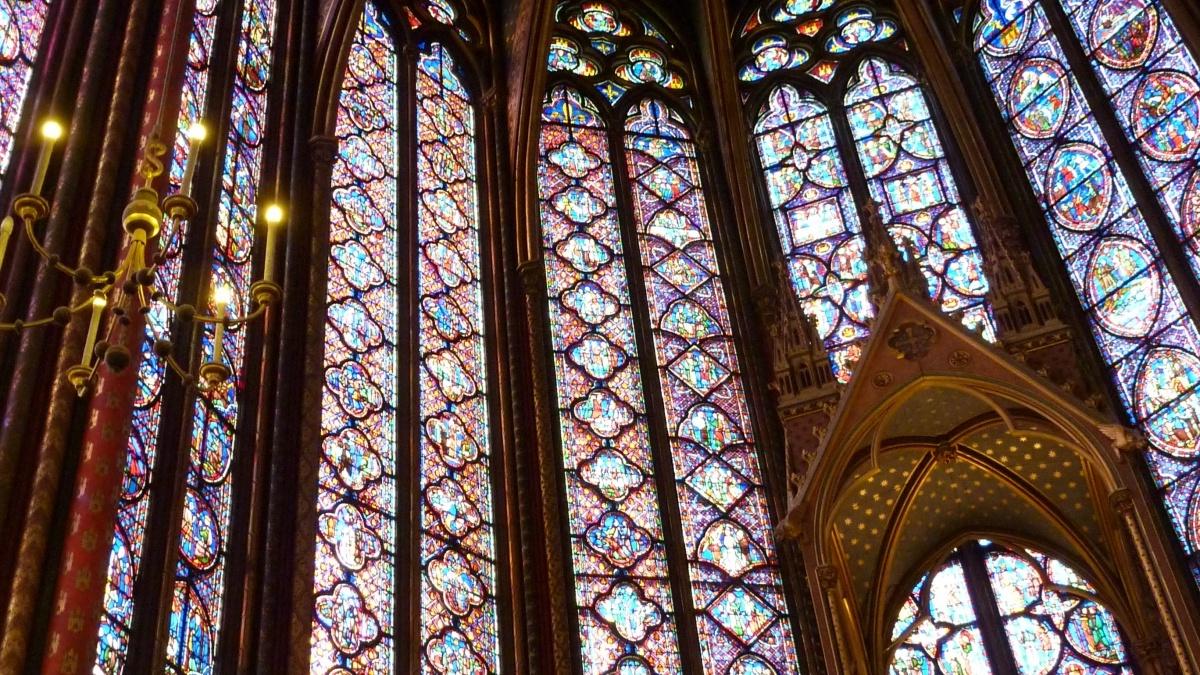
[977,0,1033,57]
[1085,237,1161,337]
[1133,70,1200,162]
[1046,143,1112,231]
[1009,57,1069,139]
[1064,603,1126,663]
[1136,347,1200,457]
[1090,0,1158,70]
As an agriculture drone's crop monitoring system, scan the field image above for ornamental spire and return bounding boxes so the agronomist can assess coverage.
[862,200,928,310]
[972,196,1060,338]
[767,262,835,399]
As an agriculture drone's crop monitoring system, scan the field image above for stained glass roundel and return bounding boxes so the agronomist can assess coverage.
[977,0,1034,57]
[1136,347,1200,458]
[1089,0,1158,70]
[1009,58,1070,139]
[1046,143,1113,230]
[1086,237,1162,338]
[1132,70,1200,162]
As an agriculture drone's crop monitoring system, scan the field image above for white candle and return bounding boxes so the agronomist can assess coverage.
[178,122,207,197]
[81,292,107,367]
[262,204,284,283]
[212,285,231,365]
[0,216,13,274]
[31,120,63,197]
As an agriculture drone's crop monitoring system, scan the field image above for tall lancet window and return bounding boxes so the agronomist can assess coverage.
[311,2,501,672]
[538,2,801,672]
[170,0,279,669]
[959,0,1200,584]
[94,0,280,672]
[736,0,994,380]
[0,0,54,195]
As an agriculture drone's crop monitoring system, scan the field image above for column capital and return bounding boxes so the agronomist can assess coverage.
[1108,487,1137,514]
[308,135,339,167]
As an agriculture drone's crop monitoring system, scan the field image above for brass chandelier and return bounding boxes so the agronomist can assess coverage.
[0,119,284,396]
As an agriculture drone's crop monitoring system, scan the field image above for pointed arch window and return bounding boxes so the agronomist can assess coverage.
[94,0,281,671]
[538,3,802,672]
[887,540,1132,674]
[959,0,1200,584]
[311,2,502,672]
[0,0,54,196]
[737,1,995,380]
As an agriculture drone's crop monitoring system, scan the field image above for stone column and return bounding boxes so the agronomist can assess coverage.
[38,0,191,671]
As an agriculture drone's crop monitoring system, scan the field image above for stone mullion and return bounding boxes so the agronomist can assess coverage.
[608,120,706,675]
[517,259,577,675]
[284,133,337,675]
[250,0,320,669]
[892,0,1014,222]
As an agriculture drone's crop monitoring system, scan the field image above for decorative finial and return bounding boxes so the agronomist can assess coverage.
[861,201,927,310]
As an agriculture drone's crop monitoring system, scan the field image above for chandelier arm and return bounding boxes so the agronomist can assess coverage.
[19,211,119,285]
[0,293,103,331]
[152,297,270,325]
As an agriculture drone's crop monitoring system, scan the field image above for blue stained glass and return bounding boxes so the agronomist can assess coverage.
[845,58,994,339]
[625,98,800,674]
[166,0,277,670]
[890,542,1132,674]
[0,0,53,195]
[1057,0,1200,279]
[889,560,994,674]
[537,86,684,675]
[414,41,501,674]
[974,0,1200,581]
[753,84,870,378]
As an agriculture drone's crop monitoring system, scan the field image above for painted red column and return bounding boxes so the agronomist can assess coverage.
[40,1,192,671]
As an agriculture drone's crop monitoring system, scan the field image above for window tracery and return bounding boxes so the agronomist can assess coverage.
[539,3,802,672]
[311,4,399,671]
[91,0,281,671]
[737,0,994,382]
[312,2,500,673]
[888,540,1131,674]
[964,0,1200,584]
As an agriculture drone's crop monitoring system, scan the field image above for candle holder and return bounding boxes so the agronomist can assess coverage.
[0,120,285,396]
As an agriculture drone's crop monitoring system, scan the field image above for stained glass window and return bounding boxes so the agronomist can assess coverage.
[537,85,684,674]
[971,0,1200,583]
[95,1,222,670]
[311,4,398,672]
[889,563,994,674]
[413,40,500,674]
[753,84,870,378]
[540,3,802,672]
[1057,0,1200,278]
[312,3,500,672]
[889,540,1131,674]
[0,0,53,195]
[166,0,278,669]
[625,98,801,673]
[845,58,993,338]
[739,0,994,382]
